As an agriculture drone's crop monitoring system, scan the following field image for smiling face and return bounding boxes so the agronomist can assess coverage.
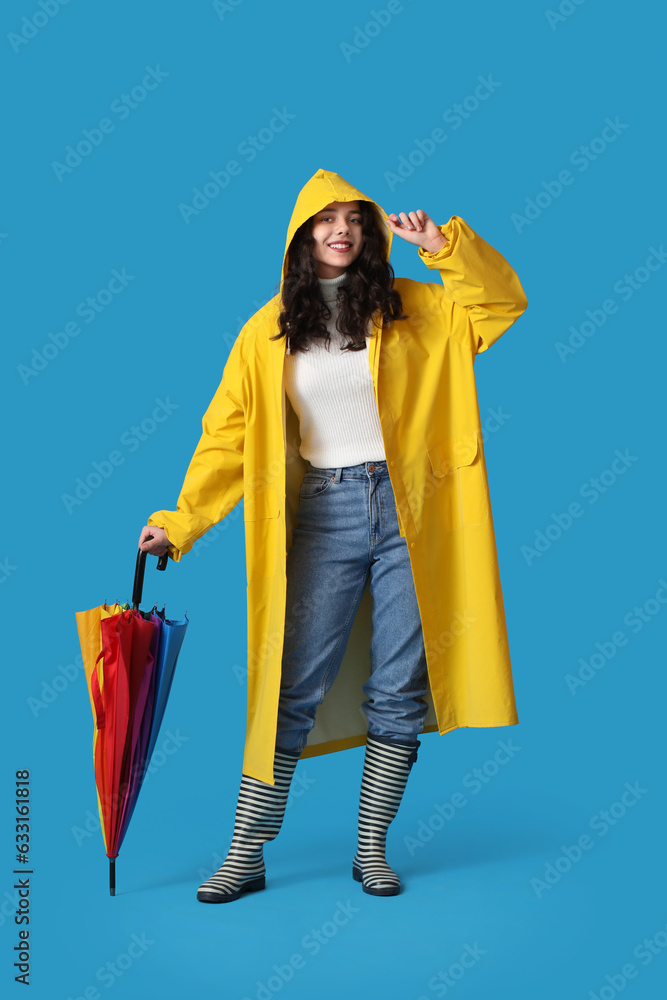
[310,201,364,278]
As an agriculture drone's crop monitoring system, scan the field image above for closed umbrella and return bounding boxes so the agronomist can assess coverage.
[75,540,188,894]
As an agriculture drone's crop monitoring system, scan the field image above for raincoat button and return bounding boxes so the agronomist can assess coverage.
[410,542,415,548]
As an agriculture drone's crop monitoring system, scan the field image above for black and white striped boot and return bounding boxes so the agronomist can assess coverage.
[197,747,301,903]
[352,733,420,896]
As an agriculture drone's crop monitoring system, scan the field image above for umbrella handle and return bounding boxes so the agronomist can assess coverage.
[133,536,168,610]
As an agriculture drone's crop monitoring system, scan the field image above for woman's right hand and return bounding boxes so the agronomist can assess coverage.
[138,525,171,557]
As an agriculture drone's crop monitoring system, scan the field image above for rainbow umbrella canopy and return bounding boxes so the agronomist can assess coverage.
[75,543,188,895]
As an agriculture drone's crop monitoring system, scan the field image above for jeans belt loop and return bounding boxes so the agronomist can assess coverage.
[334,468,342,483]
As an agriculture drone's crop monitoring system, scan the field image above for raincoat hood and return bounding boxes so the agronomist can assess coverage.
[280,168,393,293]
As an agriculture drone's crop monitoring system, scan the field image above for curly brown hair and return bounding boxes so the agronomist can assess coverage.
[270,201,408,353]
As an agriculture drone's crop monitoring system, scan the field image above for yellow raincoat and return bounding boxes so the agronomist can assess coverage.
[147,168,528,785]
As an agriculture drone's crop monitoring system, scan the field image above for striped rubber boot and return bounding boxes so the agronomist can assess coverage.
[197,747,300,903]
[352,733,420,896]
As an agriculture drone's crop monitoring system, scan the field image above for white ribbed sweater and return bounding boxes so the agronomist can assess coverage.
[284,272,386,468]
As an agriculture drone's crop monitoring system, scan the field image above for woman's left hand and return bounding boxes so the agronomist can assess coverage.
[386,210,448,252]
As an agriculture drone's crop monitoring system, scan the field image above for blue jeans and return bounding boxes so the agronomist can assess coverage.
[276,459,429,753]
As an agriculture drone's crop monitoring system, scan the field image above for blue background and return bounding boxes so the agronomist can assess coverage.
[2,0,666,997]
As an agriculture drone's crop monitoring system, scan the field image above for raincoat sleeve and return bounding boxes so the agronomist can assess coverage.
[417,215,528,354]
[146,325,250,562]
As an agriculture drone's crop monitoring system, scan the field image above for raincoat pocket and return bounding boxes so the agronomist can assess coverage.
[243,486,280,521]
[427,433,489,527]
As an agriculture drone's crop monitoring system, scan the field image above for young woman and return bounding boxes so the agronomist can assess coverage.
[138,168,528,903]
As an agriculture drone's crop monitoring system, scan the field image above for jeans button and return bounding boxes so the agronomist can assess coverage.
[369,464,375,471]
